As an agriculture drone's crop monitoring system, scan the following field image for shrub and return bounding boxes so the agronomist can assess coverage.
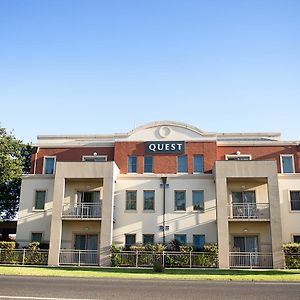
[153,261,164,273]
[0,241,16,250]
[283,243,300,269]
[166,239,181,251]
[111,243,123,267]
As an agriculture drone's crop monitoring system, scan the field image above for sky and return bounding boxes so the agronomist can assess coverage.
[0,0,300,143]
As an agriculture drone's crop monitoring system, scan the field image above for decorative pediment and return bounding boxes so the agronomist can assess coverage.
[121,121,216,141]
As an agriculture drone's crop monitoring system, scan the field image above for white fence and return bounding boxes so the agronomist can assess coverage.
[229,203,270,219]
[62,203,102,218]
[59,250,99,266]
[229,252,273,268]
[0,248,48,265]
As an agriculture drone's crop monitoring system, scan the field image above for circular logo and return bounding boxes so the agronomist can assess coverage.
[158,126,171,138]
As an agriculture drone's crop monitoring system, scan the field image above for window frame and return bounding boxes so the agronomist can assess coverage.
[193,154,204,173]
[143,156,153,173]
[280,154,295,174]
[174,190,186,211]
[125,190,137,211]
[192,190,204,212]
[289,190,300,212]
[125,234,136,249]
[143,190,155,211]
[34,190,46,210]
[143,234,155,245]
[128,156,137,173]
[31,232,43,243]
[177,155,188,173]
[174,234,187,245]
[43,156,56,175]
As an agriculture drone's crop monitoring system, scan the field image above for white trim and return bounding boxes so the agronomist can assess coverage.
[225,154,252,161]
[43,156,56,175]
[82,155,107,162]
[280,154,295,174]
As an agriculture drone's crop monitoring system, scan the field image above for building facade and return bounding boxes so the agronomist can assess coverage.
[16,121,300,268]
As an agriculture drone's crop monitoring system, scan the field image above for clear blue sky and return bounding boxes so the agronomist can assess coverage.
[1,0,299,143]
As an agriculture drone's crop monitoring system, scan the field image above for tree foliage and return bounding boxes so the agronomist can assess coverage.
[0,127,31,220]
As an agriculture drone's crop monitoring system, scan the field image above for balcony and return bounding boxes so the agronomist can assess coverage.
[62,203,102,219]
[228,203,270,220]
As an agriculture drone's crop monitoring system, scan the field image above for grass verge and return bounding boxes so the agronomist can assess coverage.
[0,266,299,281]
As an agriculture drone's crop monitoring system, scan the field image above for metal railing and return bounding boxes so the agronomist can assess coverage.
[229,252,273,268]
[0,249,48,265]
[62,203,102,218]
[112,251,218,268]
[229,203,270,219]
[59,249,99,266]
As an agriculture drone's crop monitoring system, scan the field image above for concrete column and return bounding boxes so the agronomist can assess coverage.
[268,175,285,268]
[99,177,115,266]
[215,177,230,269]
[48,175,65,266]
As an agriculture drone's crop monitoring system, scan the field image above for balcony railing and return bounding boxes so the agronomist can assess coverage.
[62,203,102,219]
[229,203,270,220]
[229,252,273,268]
[59,249,99,266]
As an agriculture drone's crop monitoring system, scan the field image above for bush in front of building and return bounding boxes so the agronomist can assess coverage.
[0,241,16,249]
[283,243,300,269]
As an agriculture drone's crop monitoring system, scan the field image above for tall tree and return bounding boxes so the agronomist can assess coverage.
[0,128,31,220]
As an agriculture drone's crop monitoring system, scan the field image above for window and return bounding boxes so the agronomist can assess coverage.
[193,191,204,211]
[177,155,187,173]
[35,191,46,210]
[143,190,155,210]
[174,234,186,245]
[143,234,154,245]
[31,232,43,242]
[43,156,56,174]
[82,155,107,162]
[226,154,251,161]
[175,191,186,211]
[281,155,295,173]
[293,235,300,243]
[193,235,205,251]
[126,191,137,210]
[75,234,98,250]
[128,156,137,173]
[144,156,153,173]
[290,191,300,211]
[125,234,136,248]
[193,155,204,173]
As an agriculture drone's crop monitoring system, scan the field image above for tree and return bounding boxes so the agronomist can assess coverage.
[0,128,31,220]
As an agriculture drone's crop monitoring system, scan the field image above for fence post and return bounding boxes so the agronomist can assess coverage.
[22,248,26,265]
[189,251,192,268]
[78,250,81,267]
[135,251,138,268]
[250,252,252,269]
[162,251,165,267]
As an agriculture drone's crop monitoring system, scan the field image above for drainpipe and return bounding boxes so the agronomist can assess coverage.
[33,147,39,174]
[161,177,167,245]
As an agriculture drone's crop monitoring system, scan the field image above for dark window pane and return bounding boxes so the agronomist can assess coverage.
[193,191,204,211]
[293,236,300,243]
[174,234,186,245]
[144,156,153,173]
[44,157,55,174]
[290,191,300,211]
[194,155,203,173]
[282,156,294,173]
[177,155,187,173]
[128,156,137,173]
[125,234,136,248]
[31,232,42,242]
[143,234,154,245]
[175,191,186,210]
[144,191,154,210]
[193,235,205,251]
[35,191,46,209]
[126,191,137,210]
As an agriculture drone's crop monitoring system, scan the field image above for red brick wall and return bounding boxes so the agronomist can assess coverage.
[32,147,114,174]
[114,142,217,174]
[217,145,300,173]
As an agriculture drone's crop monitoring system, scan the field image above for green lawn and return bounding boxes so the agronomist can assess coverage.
[0,266,299,281]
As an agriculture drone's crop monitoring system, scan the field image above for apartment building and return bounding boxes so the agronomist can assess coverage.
[16,121,300,268]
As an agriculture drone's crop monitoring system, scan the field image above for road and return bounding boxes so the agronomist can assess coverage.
[0,275,299,300]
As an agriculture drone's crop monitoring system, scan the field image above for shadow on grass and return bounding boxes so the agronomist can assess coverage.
[4,265,298,276]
